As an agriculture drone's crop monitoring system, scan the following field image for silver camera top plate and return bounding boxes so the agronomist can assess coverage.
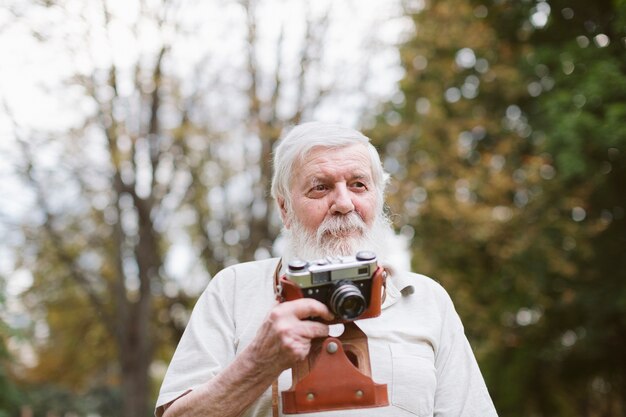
[286,251,377,288]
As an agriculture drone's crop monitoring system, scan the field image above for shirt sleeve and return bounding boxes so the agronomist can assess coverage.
[155,267,238,414]
[433,289,498,417]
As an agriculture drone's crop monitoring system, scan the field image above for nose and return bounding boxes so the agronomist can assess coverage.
[330,184,355,215]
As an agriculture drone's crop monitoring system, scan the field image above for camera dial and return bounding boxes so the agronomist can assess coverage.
[287,259,308,272]
[356,251,376,262]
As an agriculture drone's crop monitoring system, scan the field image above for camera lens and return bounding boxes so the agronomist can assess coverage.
[329,280,366,320]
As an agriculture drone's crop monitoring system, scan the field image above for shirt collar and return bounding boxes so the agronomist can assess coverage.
[382,267,415,309]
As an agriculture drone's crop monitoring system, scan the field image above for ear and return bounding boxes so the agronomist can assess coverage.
[277,196,291,229]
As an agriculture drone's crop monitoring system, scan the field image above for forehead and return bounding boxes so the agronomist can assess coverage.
[293,144,373,184]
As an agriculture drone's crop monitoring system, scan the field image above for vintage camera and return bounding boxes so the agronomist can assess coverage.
[279,251,386,323]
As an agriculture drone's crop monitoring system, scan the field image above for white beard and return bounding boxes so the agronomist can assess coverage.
[280,210,404,271]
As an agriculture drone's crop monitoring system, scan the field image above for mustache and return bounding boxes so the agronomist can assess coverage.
[283,209,397,263]
[316,212,366,241]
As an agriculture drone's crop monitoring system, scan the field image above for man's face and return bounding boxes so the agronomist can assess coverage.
[279,144,379,251]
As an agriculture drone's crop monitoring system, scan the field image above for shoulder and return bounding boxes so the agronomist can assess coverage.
[207,257,281,293]
[389,269,456,311]
[195,257,280,312]
[392,270,449,297]
[213,257,281,279]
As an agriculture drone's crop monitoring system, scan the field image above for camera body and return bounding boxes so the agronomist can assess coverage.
[279,251,386,324]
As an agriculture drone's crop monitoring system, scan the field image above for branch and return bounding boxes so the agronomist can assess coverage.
[243,0,262,129]
[290,5,331,125]
[147,46,169,199]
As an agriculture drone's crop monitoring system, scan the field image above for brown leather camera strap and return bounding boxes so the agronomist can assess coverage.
[272,259,282,417]
[273,258,283,302]
[272,379,279,417]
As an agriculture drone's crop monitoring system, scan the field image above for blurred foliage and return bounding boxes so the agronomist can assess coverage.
[1,277,23,417]
[368,0,626,416]
[16,384,121,417]
[0,326,23,416]
[511,0,626,415]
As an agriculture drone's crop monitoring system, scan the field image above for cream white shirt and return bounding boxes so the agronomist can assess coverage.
[156,258,497,417]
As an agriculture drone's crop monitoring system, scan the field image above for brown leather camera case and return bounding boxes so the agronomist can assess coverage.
[280,266,389,413]
[281,322,388,413]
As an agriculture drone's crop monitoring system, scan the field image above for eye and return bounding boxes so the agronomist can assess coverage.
[351,181,368,190]
[306,184,329,198]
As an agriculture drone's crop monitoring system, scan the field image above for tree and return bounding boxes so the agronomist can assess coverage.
[367,0,540,358]
[505,0,626,414]
[369,0,626,415]
[0,0,399,415]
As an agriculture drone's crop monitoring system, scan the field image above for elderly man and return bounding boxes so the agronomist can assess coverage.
[156,122,498,417]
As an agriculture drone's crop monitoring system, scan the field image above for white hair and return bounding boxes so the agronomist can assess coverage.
[270,121,390,212]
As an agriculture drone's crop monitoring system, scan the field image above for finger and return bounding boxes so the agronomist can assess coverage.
[298,320,330,340]
[286,298,335,321]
